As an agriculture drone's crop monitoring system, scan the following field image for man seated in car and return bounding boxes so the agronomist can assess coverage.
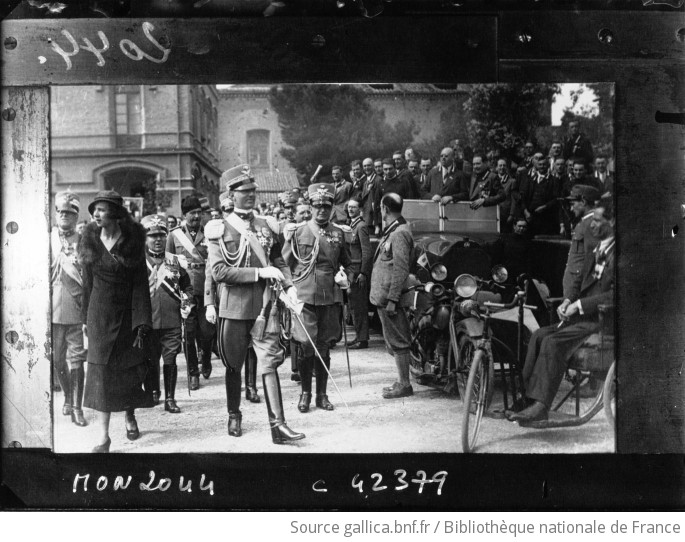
[508,197,615,425]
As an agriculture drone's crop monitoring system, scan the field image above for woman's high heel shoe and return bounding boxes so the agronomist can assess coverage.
[92,436,111,453]
[125,411,140,441]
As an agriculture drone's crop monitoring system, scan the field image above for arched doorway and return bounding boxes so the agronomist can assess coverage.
[103,167,157,216]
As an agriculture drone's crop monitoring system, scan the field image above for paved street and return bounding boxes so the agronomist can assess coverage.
[53,327,614,454]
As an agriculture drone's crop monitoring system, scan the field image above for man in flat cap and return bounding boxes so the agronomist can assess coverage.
[166,194,216,389]
[206,165,304,443]
[141,214,193,413]
[51,191,88,427]
[282,183,352,413]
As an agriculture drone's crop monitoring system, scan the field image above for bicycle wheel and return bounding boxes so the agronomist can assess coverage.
[603,361,616,428]
[461,349,493,453]
[455,334,476,400]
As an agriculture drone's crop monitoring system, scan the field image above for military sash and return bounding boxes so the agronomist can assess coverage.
[226,212,270,268]
[172,227,205,265]
[51,228,83,291]
[146,255,182,303]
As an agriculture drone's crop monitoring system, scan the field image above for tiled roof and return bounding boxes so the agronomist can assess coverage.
[253,170,300,193]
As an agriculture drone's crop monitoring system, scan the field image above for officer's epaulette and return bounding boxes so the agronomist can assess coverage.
[204,218,226,240]
[283,221,306,241]
[331,223,352,233]
[261,214,281,235]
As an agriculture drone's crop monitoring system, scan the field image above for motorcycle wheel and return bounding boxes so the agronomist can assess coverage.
[461,348,494,453]
[603,361,616,429]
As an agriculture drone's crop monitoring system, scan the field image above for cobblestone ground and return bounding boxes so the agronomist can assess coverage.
[53,327,614,454]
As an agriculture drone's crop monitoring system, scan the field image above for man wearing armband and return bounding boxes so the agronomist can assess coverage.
[206,165,304,444]
[281,183,353,414]
[141,214,193,413]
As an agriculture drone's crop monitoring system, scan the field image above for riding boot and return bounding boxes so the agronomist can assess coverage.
[70,367,87,426]
[145,360,161,405]
[298,356,313,412]
[56,360,72,416]
[315,356,334,410]
[245,347,260,403]
[263,373,305,444]
[163,365,181,413]
[226,367,243,436]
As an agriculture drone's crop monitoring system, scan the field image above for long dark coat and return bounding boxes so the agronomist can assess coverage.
[79,220,152,411]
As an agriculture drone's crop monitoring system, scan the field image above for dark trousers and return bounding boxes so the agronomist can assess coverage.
[184,295,216,375]
[523,320,600,408]
[348,279,370,342]
[144,328,181,394]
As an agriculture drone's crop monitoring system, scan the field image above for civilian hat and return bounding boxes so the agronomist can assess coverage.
[88,190,125,215]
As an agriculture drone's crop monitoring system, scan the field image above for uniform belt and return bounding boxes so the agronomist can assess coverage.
[187,262,206,269]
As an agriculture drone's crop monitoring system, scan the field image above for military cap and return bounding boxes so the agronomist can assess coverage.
[219,191,234,211]
[565,184,600,204]
[88,190,125,215]
[222,164,257,192]
[283,194,298,209]
[181,195,203,215]
[55,191,80,214]
[308,183,335,205]
[141,214,168,235]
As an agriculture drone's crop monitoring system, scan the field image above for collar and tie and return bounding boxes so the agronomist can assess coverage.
[234,210,254,221]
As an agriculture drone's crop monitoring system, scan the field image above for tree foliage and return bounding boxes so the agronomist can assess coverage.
[268,85,416,182]
[461,83,560,162]
[559,83,614,159]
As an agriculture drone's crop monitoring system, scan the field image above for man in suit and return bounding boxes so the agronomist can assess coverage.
[418,157,432,195]
[359,157,378,231]
[373,159,419,226]
[331,165,354,224]
[349,160,365,201]
[509,197,615,424]
[515,152,558,235]
[560,185,600,304]
[142,214,193,413]
[593,155,614,197]
[422,147,468,203]
[495,158,517,232]
[562,120,594,167]
[468,153,504,210]
[344,198,372,350]
[371,193,415,399]
[51,191,88,427]
[282,183,352,413]
[166,195,215,389]
[206,165,305,443]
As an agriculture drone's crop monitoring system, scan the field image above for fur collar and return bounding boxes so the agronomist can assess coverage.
[78,220,147,268]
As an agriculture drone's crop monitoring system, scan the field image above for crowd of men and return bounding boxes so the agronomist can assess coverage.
[51,119,613,446]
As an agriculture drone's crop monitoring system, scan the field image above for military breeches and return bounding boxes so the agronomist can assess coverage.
[523,321,600,408]
[348,279,369,342]
[184,295,217,375]
[291,304,341,360]
[217,318,284,376]
[148,328,182,366]
[52,323,86,370]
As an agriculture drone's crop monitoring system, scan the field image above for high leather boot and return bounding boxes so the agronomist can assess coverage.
[163,364,181,413]
[201,344,213,380]
[226,367,243,437]
[245,347,260,403]
[70,367,87,426]
[315,357,334,410]
[144,361,161,405]
[263,373,305,444]
[56,359,72,416]
[298,356,313,413]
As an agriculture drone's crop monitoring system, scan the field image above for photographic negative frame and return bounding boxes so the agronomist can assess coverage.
[1,1,684,510]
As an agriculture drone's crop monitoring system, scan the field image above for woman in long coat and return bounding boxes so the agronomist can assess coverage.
[78,191,153,452]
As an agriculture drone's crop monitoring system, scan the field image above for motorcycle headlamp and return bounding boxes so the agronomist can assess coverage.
[430,264,448,282]
[454,274,478,298]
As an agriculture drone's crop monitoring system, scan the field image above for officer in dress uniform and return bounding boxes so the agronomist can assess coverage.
[51,191,88,427]
[345,197,372,349]
[282,183,352,413]
[141,214,193,413]
[166,195,216,389]
[206,165,305,443]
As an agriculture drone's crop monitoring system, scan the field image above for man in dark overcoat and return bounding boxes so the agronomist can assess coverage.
[344,197,372,350]
[370,193,415,399]
[51,191,88,427]
[421,147,468,203]
[282,183,353,413]
[206,165,305,443]
[509,198,615,424]
[166,195,215,389]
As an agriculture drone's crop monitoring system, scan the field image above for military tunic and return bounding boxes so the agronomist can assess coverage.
[562,212,598,300]
[344,217,372,343]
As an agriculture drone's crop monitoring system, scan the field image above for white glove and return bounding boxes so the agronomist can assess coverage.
[258,266,285,282]
[204,304,216,324]
[335,268,350,289]
[286,286,299,305]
